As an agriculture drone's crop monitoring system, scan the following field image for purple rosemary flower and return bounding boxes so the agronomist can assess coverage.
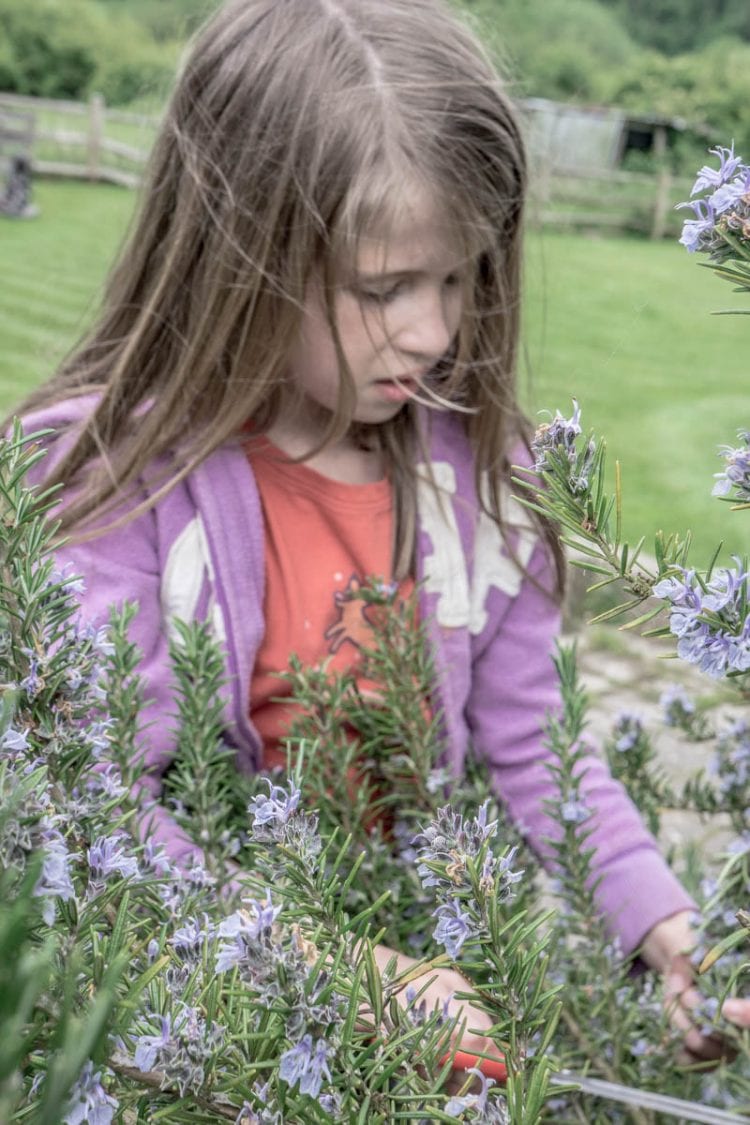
[691,145,743,195]
[445,1068,508,1122]
[248,778,322,871]
[216,891,282,973]
[88,623,116,658]
[184,859,215,889]
[531,401,582,472]
[560,797,590,824]
[660,683,695,726]
[248,778,301,827]
[433,899,475,959]
[652,570,700,609]
[51,565,86,596]
[372,579,398,600]
[236,1081,284,1124]
[710,172,750,215]
[34,827,76,924]
[133,1014,172,1072]
[491,847,524,898]
[677,629,732,678]
[142,838,173,877]
[653,564,750,679]
[133,1003,223,1096]
[170,914,214,963]
[318,1092,343,1116]
[679,144,750,258]
[86,764,126,801]
[711,719,750,817]
[20,658,42,698]
[714,431,750,502]
[694,995,720,1038]
[612,711,644,752]
[701,563,748,613]
[414,804,523,921]
[279,1034,332,1100]
[62,1061,118,1125]
[88,834,140,881]
[425,767,451,794]
[1,726,30,753]
[414,801,497,887]
[65,667,84,692]
[678,197,716,252]
[85,720,113,760]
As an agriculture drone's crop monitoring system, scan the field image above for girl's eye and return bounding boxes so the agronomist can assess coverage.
[357,282,405,305]
[354,273,461,305]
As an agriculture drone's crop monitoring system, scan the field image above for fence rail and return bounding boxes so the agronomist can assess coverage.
[0,90,158,126]
[0,91,158,189]
[529,162,692,240]
[0,91,690,237]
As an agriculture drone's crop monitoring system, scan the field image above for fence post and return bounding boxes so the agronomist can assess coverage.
[650,124,671,241]
[87,92,105,182]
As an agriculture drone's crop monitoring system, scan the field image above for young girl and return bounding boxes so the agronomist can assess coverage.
[17,0,748,1068]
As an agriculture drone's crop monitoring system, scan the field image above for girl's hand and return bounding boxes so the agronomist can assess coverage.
[642,911,750,1061]
[371,944,498,1058]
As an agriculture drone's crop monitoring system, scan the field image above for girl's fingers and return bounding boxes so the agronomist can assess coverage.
[449,1050,507,1081]
[721,997,750,1028]
[664,974,738,1064]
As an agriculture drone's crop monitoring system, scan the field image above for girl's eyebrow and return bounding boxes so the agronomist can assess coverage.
[352,264,463,283]
[351,269,415,283]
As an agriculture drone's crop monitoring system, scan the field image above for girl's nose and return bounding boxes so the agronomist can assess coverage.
[396,287,458,360]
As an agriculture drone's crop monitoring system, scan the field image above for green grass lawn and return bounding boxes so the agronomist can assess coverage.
[1,179,747,566]
[522,230,749,566]
[0,180,134,403]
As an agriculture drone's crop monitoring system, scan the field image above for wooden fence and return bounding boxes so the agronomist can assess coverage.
[528,163,692,241]
[0,91,691,238]
[0,92,157,188]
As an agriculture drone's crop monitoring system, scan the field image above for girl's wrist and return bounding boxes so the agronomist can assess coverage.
[640,909,696,974]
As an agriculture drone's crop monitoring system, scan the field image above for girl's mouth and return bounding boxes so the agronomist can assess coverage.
[374,377,419,403]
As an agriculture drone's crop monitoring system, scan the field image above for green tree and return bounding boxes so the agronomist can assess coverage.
[0,0,176,103]
[607,37,750,156]
[94,0,219,43]
[599,0,750,54]
[457,0,637,101]
[0,0,99,98]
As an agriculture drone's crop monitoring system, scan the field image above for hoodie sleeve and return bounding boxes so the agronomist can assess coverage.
[465,539,695,957]
[52,508,204,867]
[22,408,205,869]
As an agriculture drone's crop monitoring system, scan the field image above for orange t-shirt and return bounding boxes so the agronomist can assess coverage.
[246,438,413,770]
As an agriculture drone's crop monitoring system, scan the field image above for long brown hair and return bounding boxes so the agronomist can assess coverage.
[18,0,564,594]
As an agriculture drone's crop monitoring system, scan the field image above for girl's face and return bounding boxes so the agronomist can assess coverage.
[278,188,466,449]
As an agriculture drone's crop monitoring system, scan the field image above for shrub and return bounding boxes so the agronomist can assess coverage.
[0,418,748,1121]
[0,0,176,104]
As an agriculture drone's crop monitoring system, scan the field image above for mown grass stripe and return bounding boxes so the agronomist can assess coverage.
[1,179,746,564]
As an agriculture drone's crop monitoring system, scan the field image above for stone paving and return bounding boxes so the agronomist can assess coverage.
[570,616,738,862]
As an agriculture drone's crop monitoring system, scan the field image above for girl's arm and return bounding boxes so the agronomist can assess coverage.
[35,439,207,870]
[465,538,695,958]
[56,518,205,866]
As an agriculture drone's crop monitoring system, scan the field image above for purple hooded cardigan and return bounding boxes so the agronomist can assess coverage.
[24,396,693,955]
